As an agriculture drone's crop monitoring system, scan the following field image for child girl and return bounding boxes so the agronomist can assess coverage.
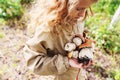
[24,0,98,80]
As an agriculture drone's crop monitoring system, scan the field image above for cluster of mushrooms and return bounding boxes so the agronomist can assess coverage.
[64,34,95,65]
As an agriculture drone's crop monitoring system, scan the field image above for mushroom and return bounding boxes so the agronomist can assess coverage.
[64,42,76,52]
[78,48,94,60]
[67,50,79,58]
[72,37,83,46]
[72,50,79,58]
[78,48,94,65]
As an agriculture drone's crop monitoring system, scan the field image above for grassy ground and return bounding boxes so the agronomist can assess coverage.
[0,25,54,80]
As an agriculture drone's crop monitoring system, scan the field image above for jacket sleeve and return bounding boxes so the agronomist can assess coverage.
[23,26,70,75]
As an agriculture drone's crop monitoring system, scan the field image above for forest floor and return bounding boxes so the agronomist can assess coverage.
[0,25,119,80]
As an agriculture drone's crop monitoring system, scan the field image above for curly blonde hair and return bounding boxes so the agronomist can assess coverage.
[28,0,98,31]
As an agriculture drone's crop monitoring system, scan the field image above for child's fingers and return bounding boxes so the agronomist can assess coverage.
[82,60,93,68]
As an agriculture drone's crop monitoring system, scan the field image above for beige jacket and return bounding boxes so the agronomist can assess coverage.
[23,22,85,76]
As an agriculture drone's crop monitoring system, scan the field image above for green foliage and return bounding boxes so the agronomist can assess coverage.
[0,18,6,25]
[108,0,120,15]
[0,0,34,20]
[0,32,5,38]
[112,69,120,80]
[0,0,23,19]
[21,0,34,4]
[86,0,120,54]
[92,0,120,15]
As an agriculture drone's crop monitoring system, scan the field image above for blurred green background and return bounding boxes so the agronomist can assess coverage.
[0,0,120,80]
[85,0,120,55]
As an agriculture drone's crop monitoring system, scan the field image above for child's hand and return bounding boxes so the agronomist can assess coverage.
[69,58,93,69]
[82,60,93,69]
[69,58,83,68]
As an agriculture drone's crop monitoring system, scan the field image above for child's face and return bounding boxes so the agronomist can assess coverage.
[69,0,94,20]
